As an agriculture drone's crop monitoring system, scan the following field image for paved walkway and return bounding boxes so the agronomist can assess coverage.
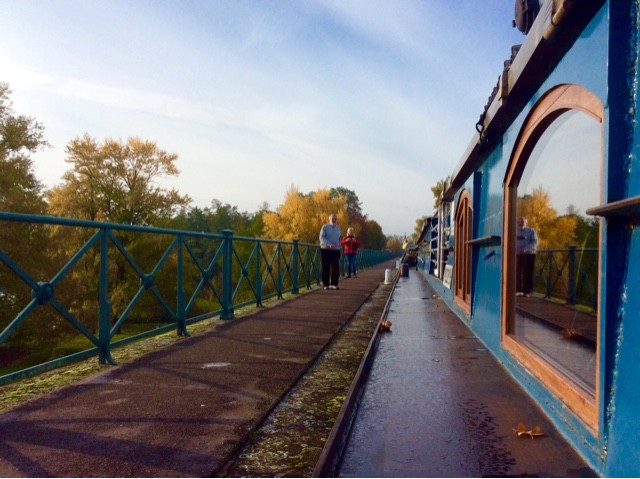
[0,261,395,478]
[336,270,596,477]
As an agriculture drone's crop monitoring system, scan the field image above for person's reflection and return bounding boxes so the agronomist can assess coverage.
[516,216,539,297]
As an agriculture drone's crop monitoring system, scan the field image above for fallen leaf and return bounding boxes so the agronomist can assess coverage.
[530,425,545,437]
[513,421,545,439]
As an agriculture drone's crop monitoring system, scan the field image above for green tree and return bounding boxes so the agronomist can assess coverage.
[361,219,386,250]
[330,186,362,220]
[330,186,368,239]
[0,82,57,351]
[0,82,48,214]
[168,201,268,309]
[172,201,259,234]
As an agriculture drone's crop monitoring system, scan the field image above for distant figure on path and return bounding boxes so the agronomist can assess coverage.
[319,213,342,290]
[401,235,409,262]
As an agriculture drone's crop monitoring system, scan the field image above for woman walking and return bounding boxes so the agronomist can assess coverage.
[340,227,361,278]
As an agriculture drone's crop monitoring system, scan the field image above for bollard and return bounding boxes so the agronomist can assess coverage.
[384,269,393,284]
[400,263,409,277]
[395,260,400,269]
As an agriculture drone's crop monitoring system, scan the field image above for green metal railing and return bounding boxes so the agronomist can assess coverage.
[0,212,394,385]
[534,247,599,310]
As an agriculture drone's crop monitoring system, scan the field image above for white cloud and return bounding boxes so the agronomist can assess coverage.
[0,49,53,87]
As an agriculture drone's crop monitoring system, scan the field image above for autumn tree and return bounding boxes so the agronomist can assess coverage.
[46,135,192,329]
[48,134,190,224]
[263,186,348,243]
[518,186,577,250]
[430,176,450,210]
[413,216,428,243]
[386,235,403,252]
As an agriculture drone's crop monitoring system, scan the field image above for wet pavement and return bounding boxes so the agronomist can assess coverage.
[337,270,596,478]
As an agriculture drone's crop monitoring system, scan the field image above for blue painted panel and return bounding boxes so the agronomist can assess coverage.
[605,229,640,477]
[435,3,618,474]
[601,2,640,474]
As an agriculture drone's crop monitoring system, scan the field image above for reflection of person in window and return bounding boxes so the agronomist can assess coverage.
[516,216,538,296]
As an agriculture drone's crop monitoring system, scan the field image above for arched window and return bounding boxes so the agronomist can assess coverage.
[454,190,472,314]
[502,84,603,432]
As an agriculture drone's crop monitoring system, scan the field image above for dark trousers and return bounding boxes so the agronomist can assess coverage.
[516,253,536,294]
[321,249,341,286]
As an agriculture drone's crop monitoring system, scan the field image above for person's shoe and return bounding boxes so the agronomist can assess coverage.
[323,286,329,290]
[346,275,351,278]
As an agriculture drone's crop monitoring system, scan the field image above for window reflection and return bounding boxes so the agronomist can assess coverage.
[512,110,600,393]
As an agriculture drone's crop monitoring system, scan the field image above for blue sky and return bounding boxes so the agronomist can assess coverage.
[0,0,524,236]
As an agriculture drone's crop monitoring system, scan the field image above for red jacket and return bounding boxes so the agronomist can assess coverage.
[340,235,360,254]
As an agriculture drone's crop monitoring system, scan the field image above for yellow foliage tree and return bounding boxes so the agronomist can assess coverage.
[518,186,577,249]
[263,186,348,243]
[386,235,402,252]
[48,134,190,224]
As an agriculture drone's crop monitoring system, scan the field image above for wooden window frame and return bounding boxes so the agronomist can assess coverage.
[454,190,472,314]
[501,84,603,433]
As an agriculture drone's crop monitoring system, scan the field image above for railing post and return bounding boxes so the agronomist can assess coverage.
[221,229,234,320]
[255,240,263,307]
[176,234,188,335]
[276,243,283,299]
[315,247,322,285]
[545,251,553,298]
[304,246,312,288]
[98,227,115,365]
[568,246,576,305]
[292,239,299,294]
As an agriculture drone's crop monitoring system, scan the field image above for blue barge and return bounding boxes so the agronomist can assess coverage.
[419,0,640,475]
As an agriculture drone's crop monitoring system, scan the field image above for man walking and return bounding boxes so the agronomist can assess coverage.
[319,213,342,290]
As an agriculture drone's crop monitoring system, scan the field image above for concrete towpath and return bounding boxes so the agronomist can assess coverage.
[0,261,395,478]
